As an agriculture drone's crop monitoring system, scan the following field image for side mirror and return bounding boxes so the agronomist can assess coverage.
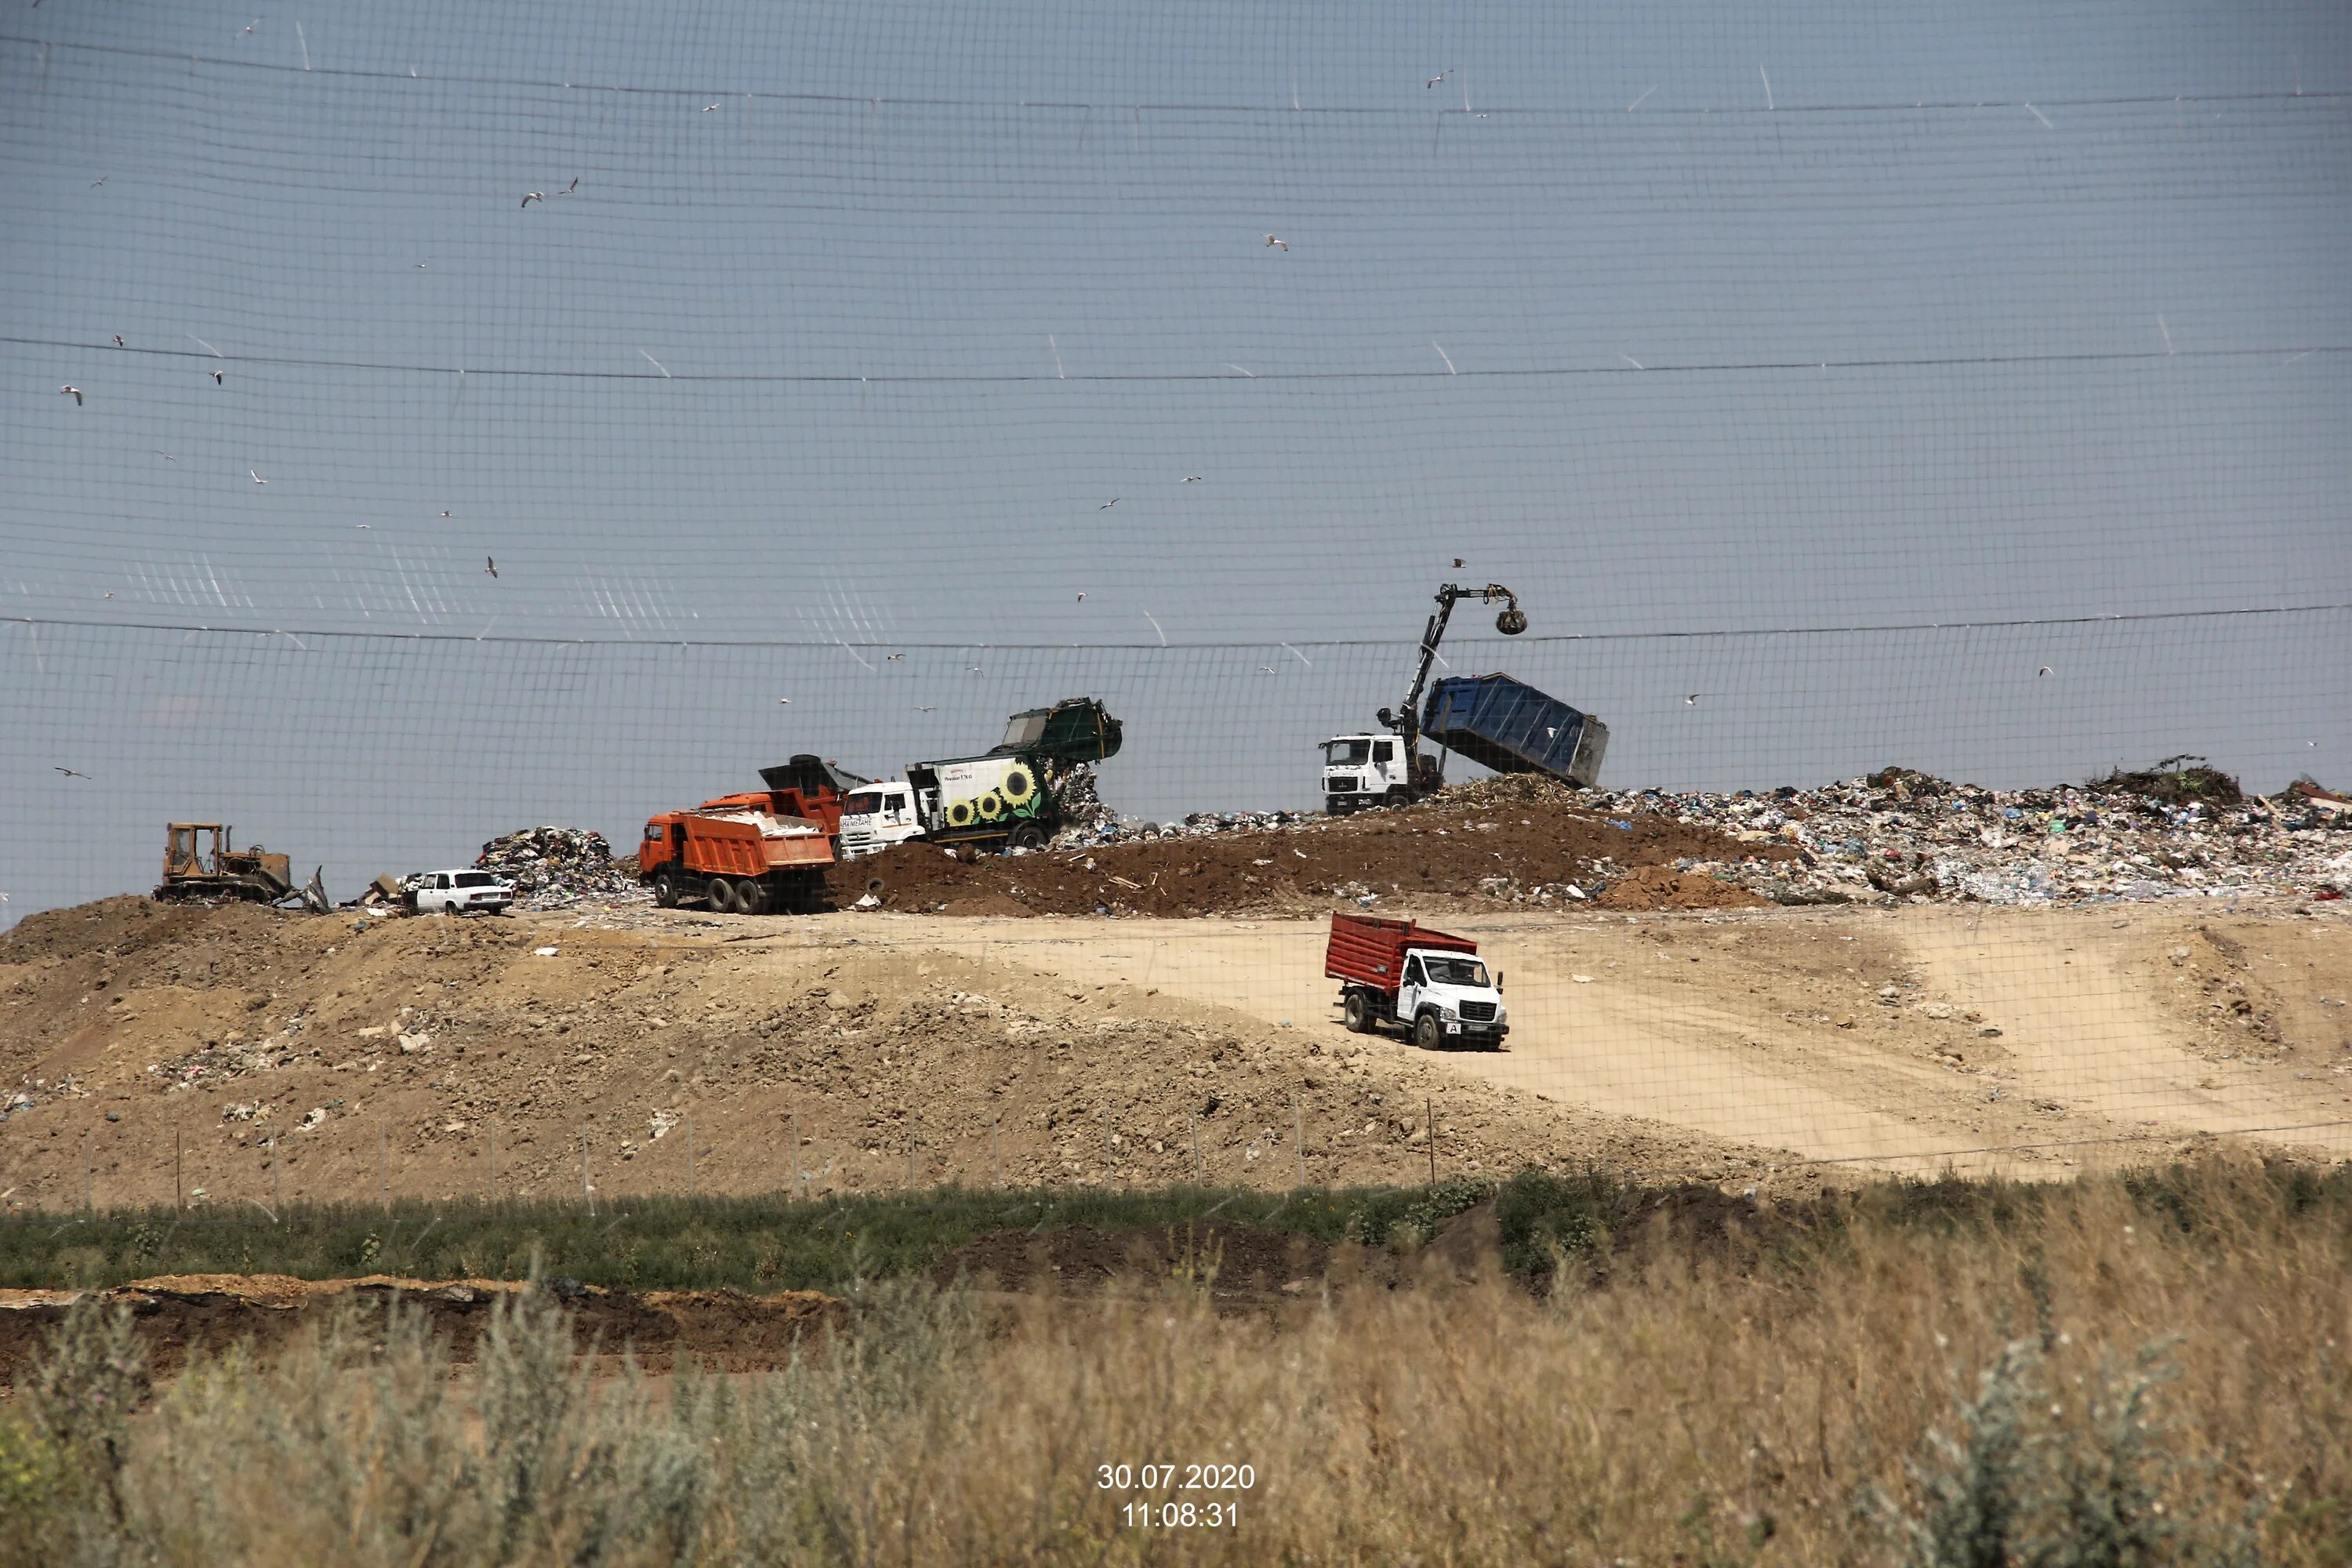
[1494,971,1504,992]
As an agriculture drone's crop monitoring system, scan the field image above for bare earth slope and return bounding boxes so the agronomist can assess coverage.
[2,895,2345,1213]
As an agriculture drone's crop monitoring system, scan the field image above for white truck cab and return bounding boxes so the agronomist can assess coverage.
[838,782,924,858]
[409,869,514,916]
[1322,734,1440,814]
[1392,947,1508,1048]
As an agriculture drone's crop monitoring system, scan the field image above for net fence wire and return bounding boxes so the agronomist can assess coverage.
[4,2,2351,1202]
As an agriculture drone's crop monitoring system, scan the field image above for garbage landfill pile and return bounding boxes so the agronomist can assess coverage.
[1563,768,2352,909]
[1047,765,1314,849]
[1046,765,1119,838]
[473,826,649,909]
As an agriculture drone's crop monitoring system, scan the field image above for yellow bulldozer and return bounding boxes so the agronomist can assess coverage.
[155,822,323,908]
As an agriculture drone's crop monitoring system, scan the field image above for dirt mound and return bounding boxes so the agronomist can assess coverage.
[1595,865,1771,912]
[850,789,1794,919]
[0,1276,837,1385]
[0,895,289,964]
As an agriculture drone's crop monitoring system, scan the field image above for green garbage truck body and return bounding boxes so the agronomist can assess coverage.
[902,699,1123,855]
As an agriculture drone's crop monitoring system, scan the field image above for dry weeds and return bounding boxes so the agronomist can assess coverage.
[3,1162,2347,1565]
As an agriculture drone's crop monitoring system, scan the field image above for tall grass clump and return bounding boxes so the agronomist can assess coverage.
[3,1160,2347,1565]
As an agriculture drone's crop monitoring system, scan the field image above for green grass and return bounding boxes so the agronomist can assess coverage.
[6,1161,2349,1295]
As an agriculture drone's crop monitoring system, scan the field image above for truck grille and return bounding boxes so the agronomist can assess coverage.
[1458,1002,1497,1023]
[1327,777,1359,793]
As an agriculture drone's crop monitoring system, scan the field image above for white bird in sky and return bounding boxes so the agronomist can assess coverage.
[916,705,938,712]
[113,335,125,348]
[1263,234,1287,250]
[240,19,258,34]
[966,664,983,673]
[351,523,371,529]
[885,652,906,661]
[440,510,452,517]
[1100,498,1120,509]
[249,470,267,485]
[1259,666,1276,674]
[1182,475,1202,483]
[211,370,223,386]
[1427,71,1448,89]
[54,766,93,779]
[778,698,790,706]
[2038,666,2054,677]
[485,557,498,578]
[1076,592,1085,601]
[60,385,82,406]
[155,452,174,461]
[561,176,579,194]
[1684,693,1701,706]
[702,102,721,112]
[521,191,543,207]
[89,176,107,187]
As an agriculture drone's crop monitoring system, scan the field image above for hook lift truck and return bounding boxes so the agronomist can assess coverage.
[1319,581,1606,813]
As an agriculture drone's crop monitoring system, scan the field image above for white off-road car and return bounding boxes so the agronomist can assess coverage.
[408,869,514,916]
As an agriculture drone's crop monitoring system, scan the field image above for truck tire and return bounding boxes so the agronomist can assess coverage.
[706,875,734,913]
[735,879,769,916]
[1008,822,1048,852]
[1344,990,1374,1033]
[652,871,677,907]
[1413,1011,1444,1051]
[1385,786,1412,810]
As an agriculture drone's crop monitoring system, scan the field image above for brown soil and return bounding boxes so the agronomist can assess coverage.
[932,1221,1378,1301]
[0,1275,839,1385]
[844,781,1797,919]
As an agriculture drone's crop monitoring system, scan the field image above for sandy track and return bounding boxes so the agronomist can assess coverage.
[851,902,2352,1174]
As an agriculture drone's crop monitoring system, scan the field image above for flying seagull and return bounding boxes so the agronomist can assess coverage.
[1100,498,1120,509]
[1451,557,1464,568]
[59,385,82,406]
[440,510,452,517]
[885,652,906,661]
[521,191,543,207]
[212,370,223,386]
[1263,234,1287,250]
[113,336,125,348]
[1427,71,1448,89]
[916,705,938,712]
[561,176,579,194]
[2038,666,2053,677]
[1259,666,1276,674]
[1076,593,1085,601]
[54,767,92,779]
[249,470,267,485]
[1182,475,1202,483]
[155,452,174,461]
[485,557,498,578]
[777,698,790,706]
[241,19,258,33]
[1684,693,1701,706]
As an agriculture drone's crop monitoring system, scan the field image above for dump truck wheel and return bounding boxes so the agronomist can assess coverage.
[1385,787,1412,809]
[1344,990,1374,1033]
[652,871,677,908]
[1413,1011,1444,1051]
[1008,822,1047,852]
[706,875,734,913]
[736,879,769,916]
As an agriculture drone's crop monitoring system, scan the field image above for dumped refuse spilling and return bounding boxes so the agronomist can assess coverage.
[473,826,649,910]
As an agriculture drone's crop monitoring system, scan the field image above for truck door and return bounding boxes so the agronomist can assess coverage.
[1371,738,1398,788]
[1399,953,1426,1019]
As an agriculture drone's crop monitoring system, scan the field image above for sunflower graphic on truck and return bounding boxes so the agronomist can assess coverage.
[844,698,1122,856]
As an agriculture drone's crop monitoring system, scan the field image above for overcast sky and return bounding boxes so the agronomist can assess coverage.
[2,1,2347,916]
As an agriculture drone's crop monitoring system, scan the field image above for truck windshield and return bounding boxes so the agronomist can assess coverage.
[1323,739,1370,766]
[1421,956,1490,987]
[1001,714,1048,748]
[842,791,885,816]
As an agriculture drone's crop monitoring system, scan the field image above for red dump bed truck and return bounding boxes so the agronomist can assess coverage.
[1325,913,1509,1050]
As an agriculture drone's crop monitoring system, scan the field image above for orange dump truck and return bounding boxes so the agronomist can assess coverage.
[637,755,864,915]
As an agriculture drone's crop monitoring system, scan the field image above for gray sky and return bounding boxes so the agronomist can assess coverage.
[2,2,2348,917]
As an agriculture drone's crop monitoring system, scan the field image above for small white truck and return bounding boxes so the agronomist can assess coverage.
[1325,913,1509,1050]
[407,869,515,916]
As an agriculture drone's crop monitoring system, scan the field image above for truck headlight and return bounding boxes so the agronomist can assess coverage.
[1439,1004,1458,1020]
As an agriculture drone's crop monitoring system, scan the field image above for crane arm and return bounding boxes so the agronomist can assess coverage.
[1380,583,1525,754]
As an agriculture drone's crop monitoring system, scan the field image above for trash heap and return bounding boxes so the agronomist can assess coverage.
[474,826,648,909]
[1047,764,1120,838]
[1574,768,2352,908]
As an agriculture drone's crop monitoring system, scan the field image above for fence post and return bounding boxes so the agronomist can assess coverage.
[175,1123,183,1211]
[992,1117,1001,1190]
[582,1126,593,1216]
[488,1122,496,1207]
[1191,1111,1202,1181]
[1294,1094,1308,1188]
[907,1129,916,1190]
[791,1107,803,1199]
[686,1113,696,1200]
[270,1136,281,1212]
[1100,1110,1112,1188]
[379,1121,389,1212]
[83,1131,93,1215]
[1426,1097,1437,1185]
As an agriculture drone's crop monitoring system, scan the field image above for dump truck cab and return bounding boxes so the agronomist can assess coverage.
[1320,735,1442,815]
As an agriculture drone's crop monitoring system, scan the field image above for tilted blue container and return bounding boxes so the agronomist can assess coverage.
[1421,674,1610,787]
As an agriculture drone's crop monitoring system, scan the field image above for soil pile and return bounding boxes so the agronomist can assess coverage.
[845,785,1794,918]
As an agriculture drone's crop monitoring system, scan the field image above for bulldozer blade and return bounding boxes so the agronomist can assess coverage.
[303,866,329,913]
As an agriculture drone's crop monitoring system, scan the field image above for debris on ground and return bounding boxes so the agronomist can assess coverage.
[1581,765,2351,908]
[472,826,648,909]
